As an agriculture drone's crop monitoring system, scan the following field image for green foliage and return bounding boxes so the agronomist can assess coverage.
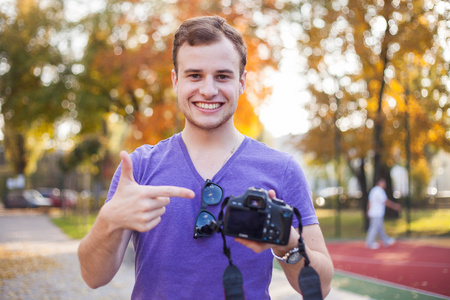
[59,137,103,172]
[0,0,72,175]
[289,0,449,211]
[1,0,289,181]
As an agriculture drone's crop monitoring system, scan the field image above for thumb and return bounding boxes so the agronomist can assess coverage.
[268,189,276,199]
[119,150,136,184]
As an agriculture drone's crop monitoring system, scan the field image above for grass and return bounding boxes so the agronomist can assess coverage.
[51,212,98,239]
[51,208,450,240]
[317,208,450,239]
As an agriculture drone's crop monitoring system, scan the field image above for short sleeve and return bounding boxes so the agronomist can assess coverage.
[281,157,318,228]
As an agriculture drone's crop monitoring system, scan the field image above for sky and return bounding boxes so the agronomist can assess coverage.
[259,49,310,138]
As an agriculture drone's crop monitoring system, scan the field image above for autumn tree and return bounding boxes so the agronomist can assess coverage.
[289,0,449,224]
[61,0,286,174]
[0,0,72,176]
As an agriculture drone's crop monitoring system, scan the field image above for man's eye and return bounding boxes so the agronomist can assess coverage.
[218,75,229,80]
[189,74,201,79]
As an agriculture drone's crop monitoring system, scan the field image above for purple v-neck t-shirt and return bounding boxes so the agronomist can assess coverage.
[106,133,317,299]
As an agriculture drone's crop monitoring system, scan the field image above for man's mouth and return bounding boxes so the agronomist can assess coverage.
[194,102,222,110]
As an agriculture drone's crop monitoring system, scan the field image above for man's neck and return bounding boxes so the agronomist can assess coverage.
[181,124,242,180]
[182,122,238,147]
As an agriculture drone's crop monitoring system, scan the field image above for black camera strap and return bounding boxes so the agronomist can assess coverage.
[216,197,246,300]
[292,207,323,300]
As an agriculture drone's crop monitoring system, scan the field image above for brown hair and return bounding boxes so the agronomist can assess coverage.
[172,16,247,76]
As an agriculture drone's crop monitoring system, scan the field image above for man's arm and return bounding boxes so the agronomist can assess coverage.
[272,224,333,297]
[236,224,333,297]
[78,213,133,288]
[385,199,402,212]
[78,151,195,288]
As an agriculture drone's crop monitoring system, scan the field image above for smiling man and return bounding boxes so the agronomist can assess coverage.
[78,16,333,299]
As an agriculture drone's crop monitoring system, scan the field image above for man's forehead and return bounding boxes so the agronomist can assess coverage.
[177,39,240,72]
[178,37,235,54]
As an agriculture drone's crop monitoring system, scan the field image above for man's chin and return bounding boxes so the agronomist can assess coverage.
[185,116,233,131]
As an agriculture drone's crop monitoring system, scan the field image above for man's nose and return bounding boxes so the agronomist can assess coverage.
[199,76,218,99]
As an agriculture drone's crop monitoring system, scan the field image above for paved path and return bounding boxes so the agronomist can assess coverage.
[0,210,134,299]
[0,209,363,299]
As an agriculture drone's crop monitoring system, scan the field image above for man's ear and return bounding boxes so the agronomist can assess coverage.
[239,70,247,95]
[171,69,178,93]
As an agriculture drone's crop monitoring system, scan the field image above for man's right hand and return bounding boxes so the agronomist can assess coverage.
[101,150,195,233]
[78,150,194,288]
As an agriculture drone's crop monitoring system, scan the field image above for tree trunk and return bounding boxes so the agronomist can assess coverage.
[373,52,389,186]
[348,158,369,231]
[381,165,400,219]
[4,129,27,175]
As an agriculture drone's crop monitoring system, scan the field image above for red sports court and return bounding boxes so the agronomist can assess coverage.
[327,239,450,298]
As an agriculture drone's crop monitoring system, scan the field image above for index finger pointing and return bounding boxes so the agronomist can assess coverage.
[143,185,195,199]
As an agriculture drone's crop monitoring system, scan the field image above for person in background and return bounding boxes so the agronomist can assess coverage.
[366,178,402,249]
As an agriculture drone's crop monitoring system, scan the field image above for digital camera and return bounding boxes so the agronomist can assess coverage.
[222,187,293,245]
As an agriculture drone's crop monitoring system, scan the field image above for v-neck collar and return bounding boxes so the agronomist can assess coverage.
[176,133,248,184]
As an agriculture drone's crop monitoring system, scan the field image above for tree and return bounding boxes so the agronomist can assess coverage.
[56,0,287,195]
[0,0,71,176]
[290,0,449,226]
[71,0,285,151]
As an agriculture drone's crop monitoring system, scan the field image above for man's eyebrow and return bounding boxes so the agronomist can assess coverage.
[217,69,234,74]
[183,68,235,74]
[184,68,202,74]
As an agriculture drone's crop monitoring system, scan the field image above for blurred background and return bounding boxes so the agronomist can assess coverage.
[0,0,449,239]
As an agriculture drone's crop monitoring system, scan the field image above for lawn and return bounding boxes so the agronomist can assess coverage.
[51,212,98,239]
[51,208,450,240]
[317,208,450,239]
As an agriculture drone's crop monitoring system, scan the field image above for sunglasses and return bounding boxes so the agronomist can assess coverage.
[193,179,223,238]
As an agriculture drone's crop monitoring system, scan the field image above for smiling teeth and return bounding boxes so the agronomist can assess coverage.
[196,103,221,110]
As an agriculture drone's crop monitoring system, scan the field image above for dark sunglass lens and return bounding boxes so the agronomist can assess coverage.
[202,183,223,205]
[195,211,216,235]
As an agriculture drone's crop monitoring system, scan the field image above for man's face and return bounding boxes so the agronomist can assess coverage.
[171,37,246,131]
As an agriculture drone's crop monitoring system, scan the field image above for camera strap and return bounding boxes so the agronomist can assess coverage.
[292,207,323,300]
[217,197,246,300]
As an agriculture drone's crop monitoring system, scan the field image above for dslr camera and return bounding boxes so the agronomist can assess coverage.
[222,187,293,245]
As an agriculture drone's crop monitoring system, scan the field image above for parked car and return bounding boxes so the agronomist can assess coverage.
[5,189,52,208]
[5,190,28,208]
[37,187,78,208]
[61,189,78,208]
[37,187,61,207]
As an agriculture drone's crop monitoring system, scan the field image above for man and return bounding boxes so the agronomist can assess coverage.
[78,16,333,299]
[366,178,402,249]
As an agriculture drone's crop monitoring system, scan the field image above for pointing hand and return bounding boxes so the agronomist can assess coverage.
[102,151,195,232]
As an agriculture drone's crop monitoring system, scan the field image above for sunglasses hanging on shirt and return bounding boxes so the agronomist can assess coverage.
[193,179,223,238]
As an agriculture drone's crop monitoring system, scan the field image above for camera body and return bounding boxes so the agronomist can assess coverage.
[222,187,293,245]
